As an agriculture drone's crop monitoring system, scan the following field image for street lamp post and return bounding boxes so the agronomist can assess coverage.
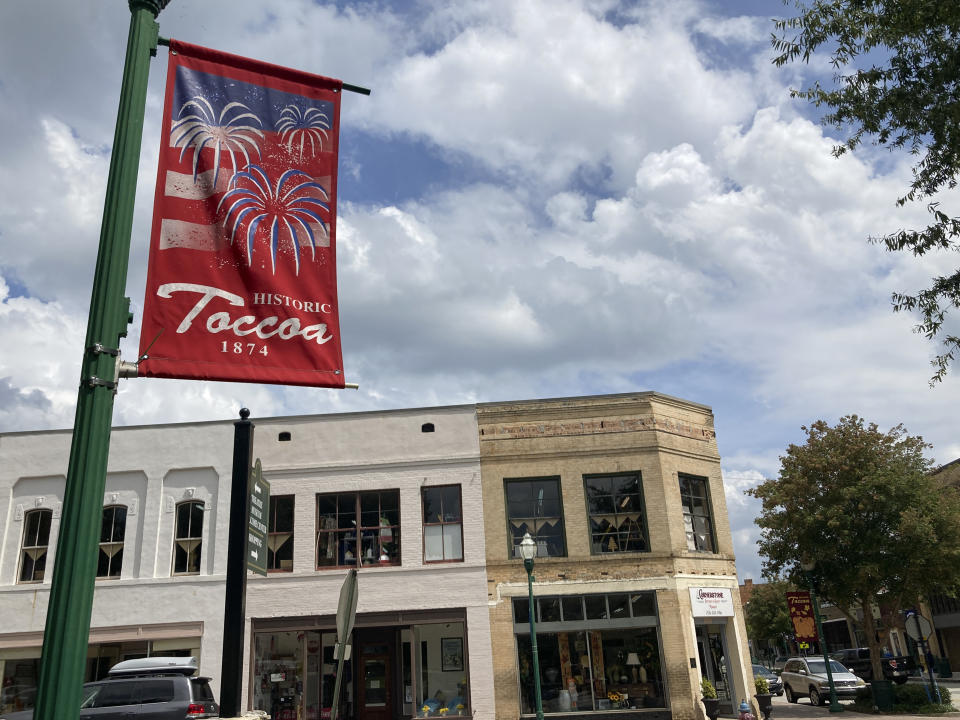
[800,559,843,713]
[520,533,545,720]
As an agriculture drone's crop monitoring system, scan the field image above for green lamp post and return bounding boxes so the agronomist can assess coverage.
[800,558,843,713]
[520,533,545,720]
[33,3,169,719]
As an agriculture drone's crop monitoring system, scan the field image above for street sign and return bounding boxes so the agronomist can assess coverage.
[247,459,270,576]
[336,568,359,644]
[905,613,933,642]
[331,569,359,720]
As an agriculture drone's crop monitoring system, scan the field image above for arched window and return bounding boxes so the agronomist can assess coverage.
[98,505,127,578]
[19,508,52,583]
[173,500,204,575]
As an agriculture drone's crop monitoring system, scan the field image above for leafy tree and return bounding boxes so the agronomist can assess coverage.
[745,580,795,654]
[748,415,960,681]
[772,2,960,383]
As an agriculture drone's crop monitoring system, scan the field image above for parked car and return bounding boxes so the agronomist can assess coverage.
[752,664,783,696]
[0,657,218,720]
[830,647,912,684]
[781,656,867,705]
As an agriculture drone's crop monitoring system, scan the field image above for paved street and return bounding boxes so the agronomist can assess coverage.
[751,681,960,720]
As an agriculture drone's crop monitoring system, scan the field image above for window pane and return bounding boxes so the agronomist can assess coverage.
[540,597,561,622]
[272,496,294,533]
[423,488,442,522]
[631,592,656,618]
[585,596,607,619]
[442,523,463,560]
[424,525,444,561]
[514,597,530,623]
[608,594,630,618]
[561,596,584,621]
[190,502,204,535]
[37,511,51,544]
[441,486,461,521]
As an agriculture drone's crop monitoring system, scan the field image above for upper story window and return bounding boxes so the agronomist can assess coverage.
[268,495,295,572]
[97,505,127,579]
[316,490,400,569]
[679,473,715,552]
[422,485,463,562]
[584,472,649,554]
[505,477,566,558]
[173,500,204,575]
[19,508,52,583]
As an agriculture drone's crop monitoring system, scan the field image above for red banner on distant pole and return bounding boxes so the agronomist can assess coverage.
[139,40,345,388]
[786,590,819,644]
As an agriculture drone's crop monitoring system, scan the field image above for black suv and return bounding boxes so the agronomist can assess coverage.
[831,648,912,684]
[0,657,219,720]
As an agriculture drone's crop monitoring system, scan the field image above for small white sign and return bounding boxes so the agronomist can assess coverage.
[690,587,734,617]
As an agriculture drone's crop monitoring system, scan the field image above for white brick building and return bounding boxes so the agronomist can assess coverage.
[0,404,494,720]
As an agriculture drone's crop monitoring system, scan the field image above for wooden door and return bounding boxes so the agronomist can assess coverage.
[357,631,394,720]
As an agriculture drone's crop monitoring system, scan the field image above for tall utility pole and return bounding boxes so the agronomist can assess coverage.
[33,3,169,719]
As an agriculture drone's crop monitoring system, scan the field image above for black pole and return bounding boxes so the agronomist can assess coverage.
[220,408,254,717]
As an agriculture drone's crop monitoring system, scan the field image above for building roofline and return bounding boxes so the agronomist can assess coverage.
[0,390,711,439]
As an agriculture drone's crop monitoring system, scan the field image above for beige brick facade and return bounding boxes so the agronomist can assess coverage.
[477,393,752,720]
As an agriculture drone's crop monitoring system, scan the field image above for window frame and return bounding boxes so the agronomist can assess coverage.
[172,499,205,576]
[421,484,464,563]
[503,476,567,559]
[315,490,401,570]
[97,504,127,579]
[583,472,650,555]
[18,508,53,584]
[678,472,716,553]
[267,494,295,573]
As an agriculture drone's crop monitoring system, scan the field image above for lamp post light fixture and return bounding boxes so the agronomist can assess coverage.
[520,533,545,720]
[800,558,843,713]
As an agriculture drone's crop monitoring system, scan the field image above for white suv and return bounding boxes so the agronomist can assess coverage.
[781,656,866,705]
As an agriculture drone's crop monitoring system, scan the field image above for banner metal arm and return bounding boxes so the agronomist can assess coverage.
[157,37,371,95]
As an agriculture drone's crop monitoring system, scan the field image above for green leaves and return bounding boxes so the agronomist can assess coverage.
[748,415,960,628]
[773,1,960,382]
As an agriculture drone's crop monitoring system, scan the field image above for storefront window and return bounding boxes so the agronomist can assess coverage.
[414,622,469,717]
[316,491,400,569]
[514,592,664,715]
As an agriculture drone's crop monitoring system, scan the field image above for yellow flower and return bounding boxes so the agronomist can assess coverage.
[439,708,450,715]
[456,704,465,710]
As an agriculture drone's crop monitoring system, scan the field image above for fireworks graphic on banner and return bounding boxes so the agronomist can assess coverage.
[218,165,330,275]
[172,97,264,186]
[276,105,331,160]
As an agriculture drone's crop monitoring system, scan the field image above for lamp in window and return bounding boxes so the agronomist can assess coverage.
[626,652,641,683]
[520,533,544,720]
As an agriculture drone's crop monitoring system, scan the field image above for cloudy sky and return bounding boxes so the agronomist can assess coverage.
[1,0,958,583]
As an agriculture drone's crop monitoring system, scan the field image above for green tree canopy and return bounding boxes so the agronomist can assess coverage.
[748,415,960,678]
[772,1,960,382]
[745,580,795,651]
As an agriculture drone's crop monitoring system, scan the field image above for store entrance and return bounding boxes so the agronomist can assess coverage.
[356,629,395,720]
[697,624,733,714]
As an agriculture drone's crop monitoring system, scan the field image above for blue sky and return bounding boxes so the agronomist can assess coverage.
[1,0,959,584]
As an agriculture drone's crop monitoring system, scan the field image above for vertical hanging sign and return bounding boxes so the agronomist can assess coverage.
[247,459,269,576]
[786,590,819,644]
[139,40,345,387]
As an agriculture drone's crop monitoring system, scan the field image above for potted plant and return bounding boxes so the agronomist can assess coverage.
[701,678,720,720]
[754,677,773,720]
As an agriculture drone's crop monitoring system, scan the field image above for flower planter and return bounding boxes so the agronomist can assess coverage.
[755,693,773,720]
[702,696,721,720]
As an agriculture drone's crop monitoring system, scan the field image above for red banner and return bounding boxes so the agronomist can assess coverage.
[139,40,345,387]
[786,590,819,644]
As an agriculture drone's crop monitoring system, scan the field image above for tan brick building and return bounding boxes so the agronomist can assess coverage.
[477,393,753,720]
